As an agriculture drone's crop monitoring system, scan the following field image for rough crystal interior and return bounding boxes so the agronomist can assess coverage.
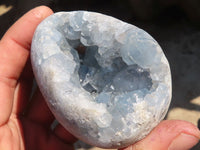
[73,43,153,95]
[31,11,172,149]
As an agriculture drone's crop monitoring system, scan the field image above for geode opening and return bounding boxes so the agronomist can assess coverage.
[66,39,153,96]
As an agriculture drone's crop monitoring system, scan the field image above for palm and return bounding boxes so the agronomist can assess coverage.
[0,109,74,150]
[0,117,23,150]
[0,50,75,150]
[0,49,75,150]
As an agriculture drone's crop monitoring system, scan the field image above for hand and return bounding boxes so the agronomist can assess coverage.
[0,6,76,150]
[0,6,199,150]
[120,120,200,150]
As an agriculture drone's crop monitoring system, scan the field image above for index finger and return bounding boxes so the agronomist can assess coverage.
[0,6,53,126]
[0,6,53,86]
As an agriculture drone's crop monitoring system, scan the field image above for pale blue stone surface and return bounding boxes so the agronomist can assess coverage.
[31,11,172,148]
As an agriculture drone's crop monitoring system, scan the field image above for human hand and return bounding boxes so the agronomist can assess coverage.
[120,120,200,150]
[0,6,199,150]
[0,6,76,150]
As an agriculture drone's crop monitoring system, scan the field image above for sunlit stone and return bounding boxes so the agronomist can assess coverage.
[31,11,171,148]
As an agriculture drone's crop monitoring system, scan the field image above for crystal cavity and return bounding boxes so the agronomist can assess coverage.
[31,11,172,148]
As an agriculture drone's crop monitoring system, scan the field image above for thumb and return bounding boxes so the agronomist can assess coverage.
[120,120,200,150]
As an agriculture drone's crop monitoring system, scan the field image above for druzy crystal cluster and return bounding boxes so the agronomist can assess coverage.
[31,11,171,148]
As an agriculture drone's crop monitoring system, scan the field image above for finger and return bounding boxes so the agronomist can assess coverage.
[120,120,200,150]
[54,124,77,144]
[12,59,34,115]
[45,136,74,150]
[0,5,53,87]
[22,118,74,150]
[25,88,55,126]
[0,6,53,126]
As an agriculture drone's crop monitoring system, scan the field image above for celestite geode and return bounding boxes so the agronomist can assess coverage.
[31,11,172,148]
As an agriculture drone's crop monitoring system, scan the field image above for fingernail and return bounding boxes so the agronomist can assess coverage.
[168,133,200,150]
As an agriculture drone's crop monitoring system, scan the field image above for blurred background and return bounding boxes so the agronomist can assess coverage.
[0,0,200,149]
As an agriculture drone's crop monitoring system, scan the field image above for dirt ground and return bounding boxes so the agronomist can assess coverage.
[0,2,199,150]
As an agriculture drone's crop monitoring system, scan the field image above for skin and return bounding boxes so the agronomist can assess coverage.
[0,6,199,150]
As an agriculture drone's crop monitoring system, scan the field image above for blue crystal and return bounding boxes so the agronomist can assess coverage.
[31,11,172,148]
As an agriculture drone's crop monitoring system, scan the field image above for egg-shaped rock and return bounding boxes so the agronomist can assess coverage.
[31,11,172,148]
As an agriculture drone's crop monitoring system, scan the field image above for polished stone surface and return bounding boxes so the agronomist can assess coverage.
[31,11,171,148]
